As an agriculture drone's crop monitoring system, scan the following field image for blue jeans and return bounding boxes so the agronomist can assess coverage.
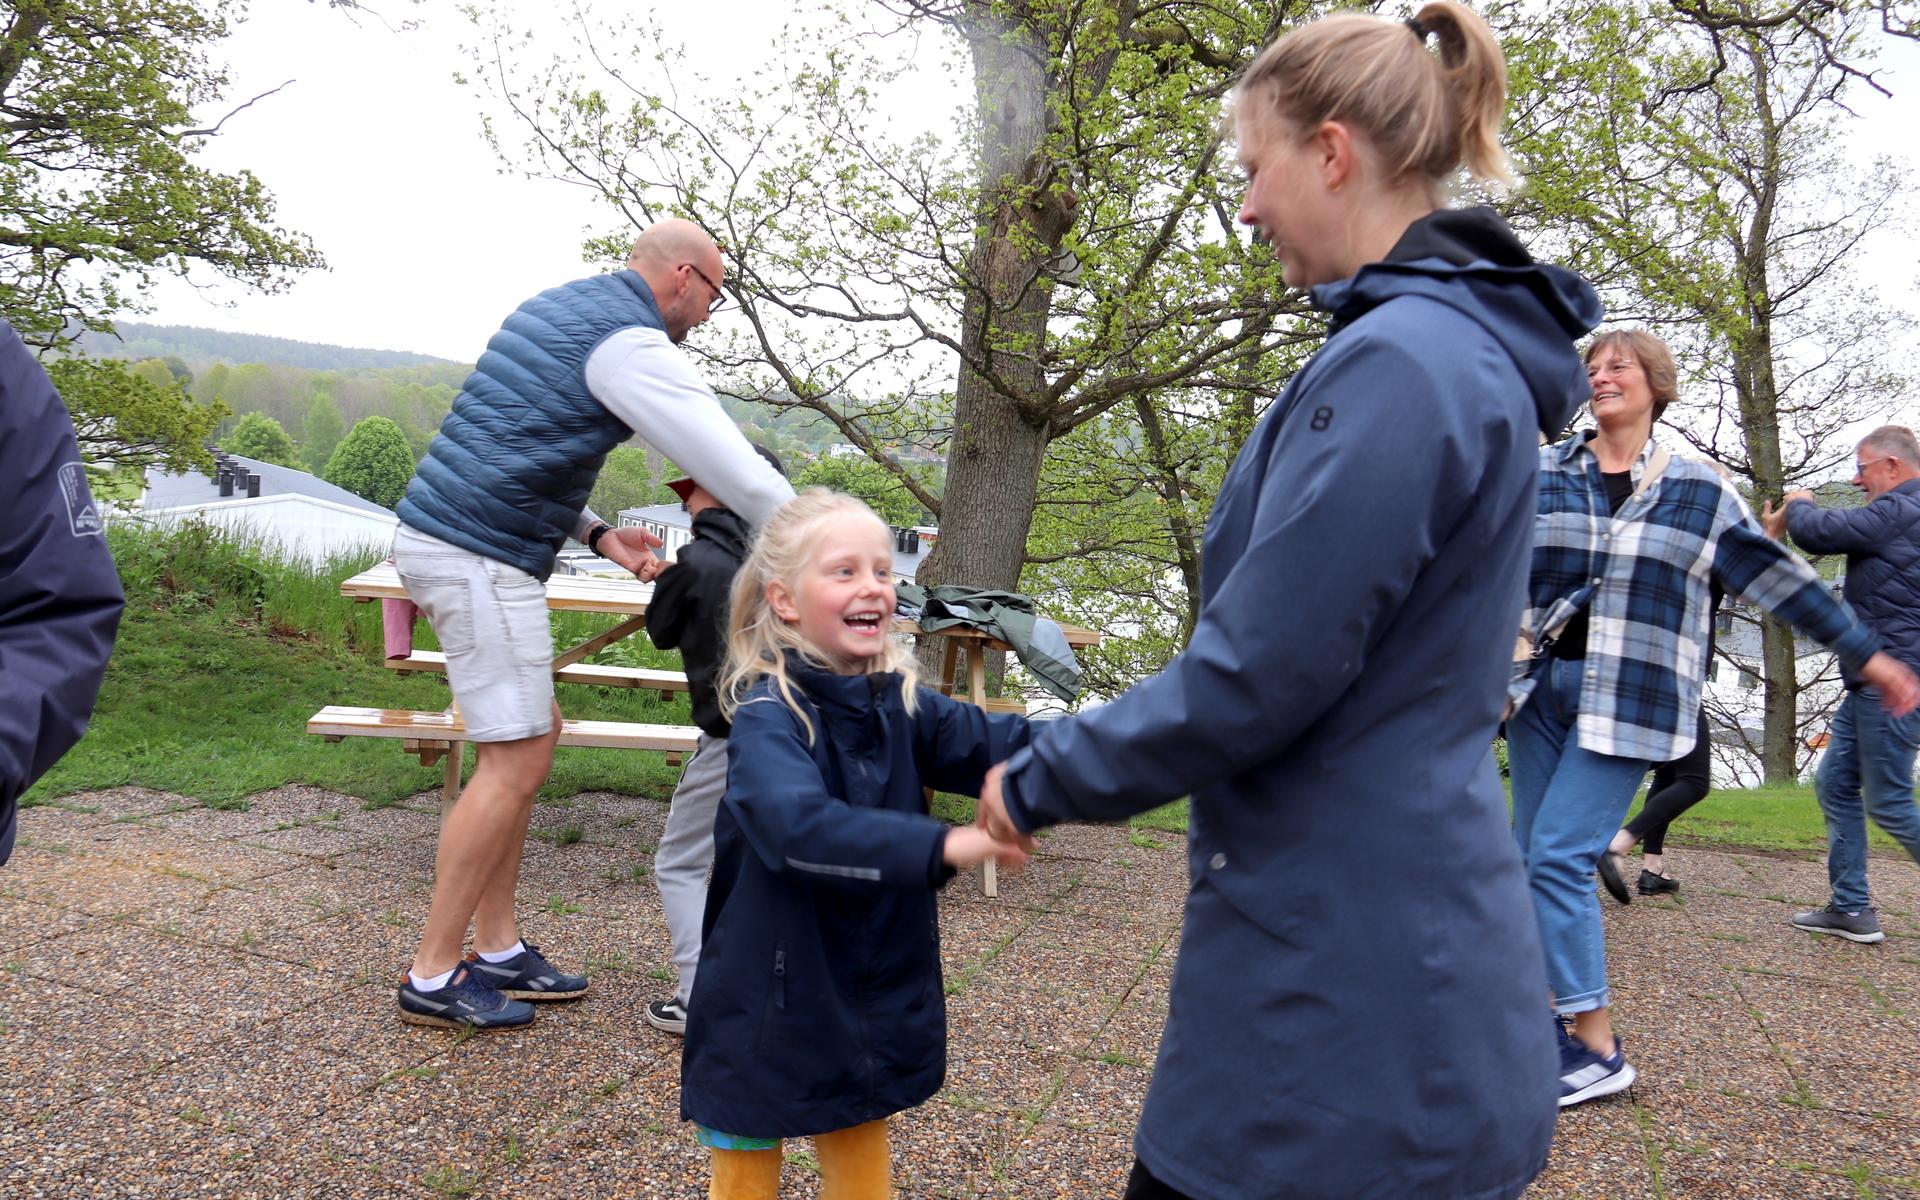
[1508,658,1650,1015]
[1816,688,1920,912]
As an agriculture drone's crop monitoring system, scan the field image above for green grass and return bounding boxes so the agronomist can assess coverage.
[23,521,687,808]
[1620,786,1907,855]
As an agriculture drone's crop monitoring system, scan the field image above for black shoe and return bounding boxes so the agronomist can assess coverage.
[1637,870,1679,896]
[645,996,688,1035]
[465,943,588,1001]
[1596,851,1632,905]
[396,964,536,1030]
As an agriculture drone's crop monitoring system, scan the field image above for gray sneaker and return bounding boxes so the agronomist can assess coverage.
[1791,905,1884,944]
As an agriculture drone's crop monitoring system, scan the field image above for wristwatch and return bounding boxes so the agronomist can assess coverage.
[586,522,612,554]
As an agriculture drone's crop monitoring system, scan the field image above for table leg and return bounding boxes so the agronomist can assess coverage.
[442,699,464,822]
[443,745,463,820]
[552,614,648,670]
[967,648,997,898]
[938,638,960,698]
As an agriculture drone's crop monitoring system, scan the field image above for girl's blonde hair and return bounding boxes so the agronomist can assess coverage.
[1231,1,1512,193]
[718,488,920,742]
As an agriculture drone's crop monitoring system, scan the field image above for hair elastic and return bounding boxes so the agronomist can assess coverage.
[1405,16,1429,39]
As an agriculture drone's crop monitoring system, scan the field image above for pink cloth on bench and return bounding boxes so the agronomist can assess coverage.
[382,598,418,660]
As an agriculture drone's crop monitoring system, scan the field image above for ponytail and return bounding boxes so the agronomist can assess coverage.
[1233,1,1512,191]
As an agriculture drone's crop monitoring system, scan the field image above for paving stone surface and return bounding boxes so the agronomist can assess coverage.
[4,787,1920,1197]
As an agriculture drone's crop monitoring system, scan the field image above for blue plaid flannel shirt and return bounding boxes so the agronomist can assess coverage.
[1510,433,1879,762]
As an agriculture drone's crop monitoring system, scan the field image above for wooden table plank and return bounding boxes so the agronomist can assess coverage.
[341,563,654,615]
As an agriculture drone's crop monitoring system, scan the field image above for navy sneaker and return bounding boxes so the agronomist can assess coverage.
[1559,1032,1636,1107]
[396,964,535,1030]
[465,943,588,1000]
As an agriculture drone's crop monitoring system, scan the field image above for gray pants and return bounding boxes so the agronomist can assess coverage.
[655,733,727,1005]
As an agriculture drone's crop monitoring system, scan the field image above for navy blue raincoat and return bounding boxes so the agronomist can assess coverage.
[681,658,1030,1138]
[998,208,1603,1199]
[0,322,123,864]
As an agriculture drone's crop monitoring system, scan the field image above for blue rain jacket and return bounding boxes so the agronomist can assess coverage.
[1787,478,1920,685]
[998,208,1602,1199]
[0,322,123,863]
[681,657,1030,1138]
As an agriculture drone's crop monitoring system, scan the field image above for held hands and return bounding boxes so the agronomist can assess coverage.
[599,526,666,582]
[975,765,1038,854]
[1760,490,1814,542]
[1861,652,1920,718]
[943,827,1030,872]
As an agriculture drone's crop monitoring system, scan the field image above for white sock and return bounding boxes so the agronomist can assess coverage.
[409,966,457,992]
[478,940,526,964]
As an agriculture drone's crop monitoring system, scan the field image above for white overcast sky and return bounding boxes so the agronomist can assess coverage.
[147,2,1920,383]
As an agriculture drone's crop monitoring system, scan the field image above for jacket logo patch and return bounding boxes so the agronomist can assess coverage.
[57,462,104,537]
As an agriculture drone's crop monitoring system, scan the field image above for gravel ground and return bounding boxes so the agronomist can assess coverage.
[4,784,1920,1198]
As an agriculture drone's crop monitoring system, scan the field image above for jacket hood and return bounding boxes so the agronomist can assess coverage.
[1311,207,1603,441]
[689,506,751,558]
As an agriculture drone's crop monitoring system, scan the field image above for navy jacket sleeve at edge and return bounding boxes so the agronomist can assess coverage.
[0,325,125,864]
[724,696,951,891]
[1786,495,1898,558]
[1712,491,1878,673]
[1000,336,1475,832]
[913,689,1032,798]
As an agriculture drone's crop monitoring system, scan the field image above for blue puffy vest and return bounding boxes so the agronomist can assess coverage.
[397,270,661,579]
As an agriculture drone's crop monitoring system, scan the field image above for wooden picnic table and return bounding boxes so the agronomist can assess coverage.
[325,563,1099,895]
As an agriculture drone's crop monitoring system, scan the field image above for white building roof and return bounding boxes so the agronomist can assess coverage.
[142,454,394,517]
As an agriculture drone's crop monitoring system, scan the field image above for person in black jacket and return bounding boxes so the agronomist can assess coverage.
[0,320,124,865]
[643,444,785,1035]
[682,489,1029,1199]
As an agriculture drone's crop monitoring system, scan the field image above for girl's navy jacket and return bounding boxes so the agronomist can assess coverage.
[680,656,1030,1138]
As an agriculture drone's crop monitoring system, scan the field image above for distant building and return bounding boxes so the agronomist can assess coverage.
[617,503,934,582]
[138,452,397,565]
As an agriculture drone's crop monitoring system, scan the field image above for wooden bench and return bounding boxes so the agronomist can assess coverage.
[308,705,702,808]
[971,695,1027,716]
[383,651,689,700]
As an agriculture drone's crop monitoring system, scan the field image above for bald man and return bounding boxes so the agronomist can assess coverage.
[389,221,793,1030]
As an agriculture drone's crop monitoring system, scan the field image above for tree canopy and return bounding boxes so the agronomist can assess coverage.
[220,411,298,467]
[323,415,415,508]
[0,0,322,350]
[49,355,227,478]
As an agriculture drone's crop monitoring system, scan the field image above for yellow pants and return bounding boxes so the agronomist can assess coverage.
[708,1117,891,1199]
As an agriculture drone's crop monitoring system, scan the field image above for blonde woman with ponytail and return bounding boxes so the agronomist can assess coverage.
[677,489,1032,1200]
[974,5,1604,1196]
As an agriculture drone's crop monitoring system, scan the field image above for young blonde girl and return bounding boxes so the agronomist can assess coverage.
[679,489,1030,1199]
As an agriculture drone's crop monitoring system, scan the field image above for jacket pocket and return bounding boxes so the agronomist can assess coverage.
[753,944,788,1052]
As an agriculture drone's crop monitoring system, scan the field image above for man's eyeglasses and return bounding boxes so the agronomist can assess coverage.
[684,262,726,314]
[1856,455,1895,476]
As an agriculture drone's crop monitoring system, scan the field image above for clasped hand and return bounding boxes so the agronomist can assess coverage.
[943,765,1038,872]
[599,526,668,582]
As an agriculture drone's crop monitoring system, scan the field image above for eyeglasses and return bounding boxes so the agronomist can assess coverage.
[684,262,726,314]
[1855,455,1895,476]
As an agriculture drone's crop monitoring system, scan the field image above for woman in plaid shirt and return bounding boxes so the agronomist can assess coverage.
[1509,329,1919,1108]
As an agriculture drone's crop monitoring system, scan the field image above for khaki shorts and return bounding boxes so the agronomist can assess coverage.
[392,524,555,742]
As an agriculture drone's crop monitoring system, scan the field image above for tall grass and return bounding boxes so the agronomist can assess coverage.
[25,519,689,807]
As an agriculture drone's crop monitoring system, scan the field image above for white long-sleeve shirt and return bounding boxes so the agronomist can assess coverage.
[571,326,795,541]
